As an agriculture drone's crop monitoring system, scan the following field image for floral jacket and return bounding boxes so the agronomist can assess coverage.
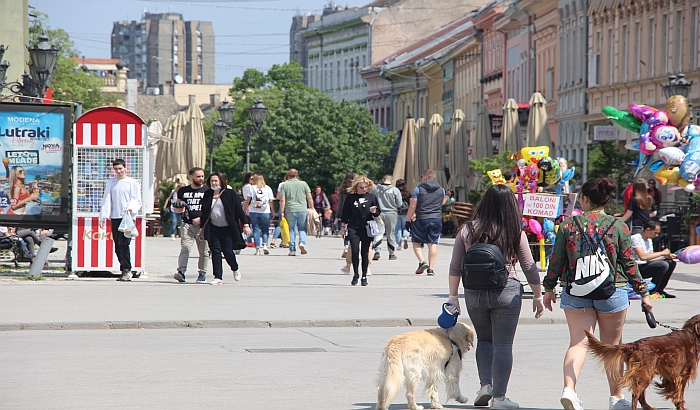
[544,212,649,296]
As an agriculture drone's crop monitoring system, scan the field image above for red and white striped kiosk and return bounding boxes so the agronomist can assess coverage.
[71,107,148,274]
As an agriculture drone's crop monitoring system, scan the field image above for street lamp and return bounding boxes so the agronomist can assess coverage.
[211,100,235,174]
[662,73,696,124]
[0,35,59,101]
[244,99,268,173]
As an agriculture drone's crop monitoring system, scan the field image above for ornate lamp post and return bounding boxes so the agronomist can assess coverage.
[245,99,268,173]
[0,35,59,102]
[211,100,235,174]
[662,73,695,125]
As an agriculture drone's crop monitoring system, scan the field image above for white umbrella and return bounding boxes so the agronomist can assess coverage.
[449,109,469,201]
[428,114,448,188]
[500,98,523,154]
[183,102,207,172]
[392,116,417,188]
[473,104,493,160]
[155,115,174,183]
[146,120,163,213]
[526,92,551,148]
[415,118,430,181]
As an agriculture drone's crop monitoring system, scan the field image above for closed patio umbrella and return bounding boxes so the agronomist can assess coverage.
[428,114,448,188]
[473,104,493,160]
[183,101,207,171]
[392,116,418,189]
[500,98,523,155]
[155,115,174,183]
[415,118,430,180]
[449,109,469,201]
[526,92,551,148]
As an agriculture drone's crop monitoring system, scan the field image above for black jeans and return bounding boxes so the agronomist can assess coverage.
[111,218,132,271]
[208,225,239,280]
[639,258,676,294]
[347,226,372,277]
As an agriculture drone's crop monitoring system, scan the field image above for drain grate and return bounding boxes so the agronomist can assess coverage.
[245,347,326,353]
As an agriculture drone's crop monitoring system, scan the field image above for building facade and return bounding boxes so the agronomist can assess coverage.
[474,3,506,116]
[556,0,589,179]
[112,12,214,90]
[0,0,29,91]
[289,13,322,84]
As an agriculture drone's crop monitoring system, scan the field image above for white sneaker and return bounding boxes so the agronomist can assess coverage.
[609,395,632,410]
[490,397,518,409]
[263,246,269,255]
[299,244,307,254]
[233,270,241,281]
[561,387,584,410]
[210,278,223,285]
[170,236,177,241]
[254,249,261,256]
[474,384,493,407]
[341,266,350,274]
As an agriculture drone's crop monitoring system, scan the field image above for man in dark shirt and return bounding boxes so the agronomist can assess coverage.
[406,169,447,276]
[173,167,209,283]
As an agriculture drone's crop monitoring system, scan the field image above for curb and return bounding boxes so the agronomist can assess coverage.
[0,316,688,332]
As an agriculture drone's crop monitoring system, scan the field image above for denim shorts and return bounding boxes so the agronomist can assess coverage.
[411,218,442,244]
[559,287,629,313]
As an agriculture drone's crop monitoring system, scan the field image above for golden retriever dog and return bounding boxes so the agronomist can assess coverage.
[376,322,476,410]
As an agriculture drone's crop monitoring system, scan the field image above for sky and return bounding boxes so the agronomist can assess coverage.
[29,0,368,84]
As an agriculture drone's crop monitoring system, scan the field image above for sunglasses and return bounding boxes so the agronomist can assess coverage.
[359,185,369,189]
[18,170,25,173]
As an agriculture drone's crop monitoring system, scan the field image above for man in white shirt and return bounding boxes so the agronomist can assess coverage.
[99,159,142,282]
[630,220,677,298]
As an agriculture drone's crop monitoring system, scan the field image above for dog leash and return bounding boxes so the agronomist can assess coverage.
[443,328,462,370]
[642,304,681,331]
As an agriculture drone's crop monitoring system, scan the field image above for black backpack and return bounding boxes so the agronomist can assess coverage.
[461,222,510,290]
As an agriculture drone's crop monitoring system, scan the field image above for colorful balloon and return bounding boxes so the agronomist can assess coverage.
[650,125,682,149]
[658,147,686,165]
[521,146,549,165]
[676,246,700,264]
[487,169,506,185]
[665,95,690,129]
[629,104,658,121]
[602,106,642,133]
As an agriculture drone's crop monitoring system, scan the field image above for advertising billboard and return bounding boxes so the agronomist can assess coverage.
[0,102,72,228]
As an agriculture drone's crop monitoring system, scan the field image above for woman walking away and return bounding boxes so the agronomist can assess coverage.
[543,177,653,410]
[394,179,411,250]
[620,178,656,235]
[446,184,544,409]
[313,185,331,235]
[337,172,356,273]
[340,175,380,286]
[199,172,251,285]
[243,174,275,255]
[166,183,184,240]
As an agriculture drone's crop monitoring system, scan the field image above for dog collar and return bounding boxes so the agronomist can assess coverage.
[443,337,462,370]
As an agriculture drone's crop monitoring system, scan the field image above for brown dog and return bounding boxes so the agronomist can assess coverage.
[585,314,700,410]
[376,322,475,410]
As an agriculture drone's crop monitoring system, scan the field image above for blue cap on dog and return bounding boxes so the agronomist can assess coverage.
[438,303,459,329]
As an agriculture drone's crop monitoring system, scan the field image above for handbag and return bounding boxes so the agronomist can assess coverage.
[366,219,380,237]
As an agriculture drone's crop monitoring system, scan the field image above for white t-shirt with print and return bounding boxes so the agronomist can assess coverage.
[248,186,275,214]
[630,233,652,264]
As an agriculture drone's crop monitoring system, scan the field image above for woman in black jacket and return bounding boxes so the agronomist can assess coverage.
[340,175,381,286]
[199,172,251,284]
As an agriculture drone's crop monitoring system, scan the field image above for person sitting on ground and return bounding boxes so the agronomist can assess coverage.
[630,220,677,298]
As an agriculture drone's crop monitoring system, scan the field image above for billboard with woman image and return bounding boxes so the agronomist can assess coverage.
[0,102,72,228]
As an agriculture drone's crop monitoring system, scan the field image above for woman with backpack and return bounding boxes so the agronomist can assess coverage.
[243,174,275,256]
[446,184,544,409]
[543,177,653,410]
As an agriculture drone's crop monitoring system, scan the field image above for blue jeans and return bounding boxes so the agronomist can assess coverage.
[249,212,270,248]
[395,214,409,244]
[286,211,307,252]
[170,212,181,236]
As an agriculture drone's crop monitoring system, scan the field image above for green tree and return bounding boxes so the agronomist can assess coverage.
[267,62,304,90]
[588,141,637,202]
[468,151,515,190]
[29,10,107,109]
[232,68,267,92]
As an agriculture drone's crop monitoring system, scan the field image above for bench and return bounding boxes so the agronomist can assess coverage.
[450,201,474,228]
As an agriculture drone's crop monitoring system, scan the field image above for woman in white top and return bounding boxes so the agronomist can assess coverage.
[243,174,275,255]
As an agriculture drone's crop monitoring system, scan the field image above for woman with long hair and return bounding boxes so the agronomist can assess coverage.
[243,174,275,255]
[166,183,184,240]
[620,178,656,235]
[544,177,652,410]
[313,185,331,235]
[446,184,544,409]
[8,166,39,215]
[337,172,356,273]
[340,175,380,286]
[394,179,411,250]
[199,172,251,284]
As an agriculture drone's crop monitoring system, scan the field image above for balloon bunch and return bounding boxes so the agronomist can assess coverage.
[522,216,543,240]
[603,95,700,188]
[511,147,575,193]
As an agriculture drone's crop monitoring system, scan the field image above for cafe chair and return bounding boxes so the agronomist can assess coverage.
[665,216,687,252]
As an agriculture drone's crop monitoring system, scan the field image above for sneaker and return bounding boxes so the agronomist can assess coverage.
[210,278,223,285]
[426,269,435,276]
[403,238,408,249]
[389,254,397,260]
[174,272,185,283]
[373,252,380,260]
[263,246,269,255]
[196,273,206,283]
[351,274,359,286]
[366,269,372,276]
[560,387,583,410]
[609,395,632,410]
[254,249,261,256]
[361,277,368,286]
[269,243,277,249]
[660,291,676,298]
[474,384,493,406]
[117,270,132,282]
[416,261,429,274]
[170,237,177,241]
[490,397,518,409]
[299,244,307,254]
[288,251,296,256]
[233,270,241,281]
[49,247,59,253]
[131,271,141,279]
[341,266,350,274]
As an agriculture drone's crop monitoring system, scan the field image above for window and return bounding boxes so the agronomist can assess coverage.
[662,14,669,73]
[546,68,554,100]
[337,60,340,89]
[676,11,684,72]
[607,28,614,84]
[648,18,655,77]
[635,22,641,80]
[344,60,347,88]
[693,8,699,69]
[590,31,601,86]
[621,25,628,82]
[330,62,334,89]
[324,64,327,90]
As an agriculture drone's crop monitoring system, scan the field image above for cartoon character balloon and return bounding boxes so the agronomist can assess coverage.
[487,169,506,185]
[521,146,550,166]
[665,95,690,129]
[676,246,700,264]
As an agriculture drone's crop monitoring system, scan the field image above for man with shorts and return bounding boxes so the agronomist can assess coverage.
[406,169,446,275]
[173,167,209,283]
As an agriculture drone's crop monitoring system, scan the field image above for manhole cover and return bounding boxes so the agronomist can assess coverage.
[245,347,326,353]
